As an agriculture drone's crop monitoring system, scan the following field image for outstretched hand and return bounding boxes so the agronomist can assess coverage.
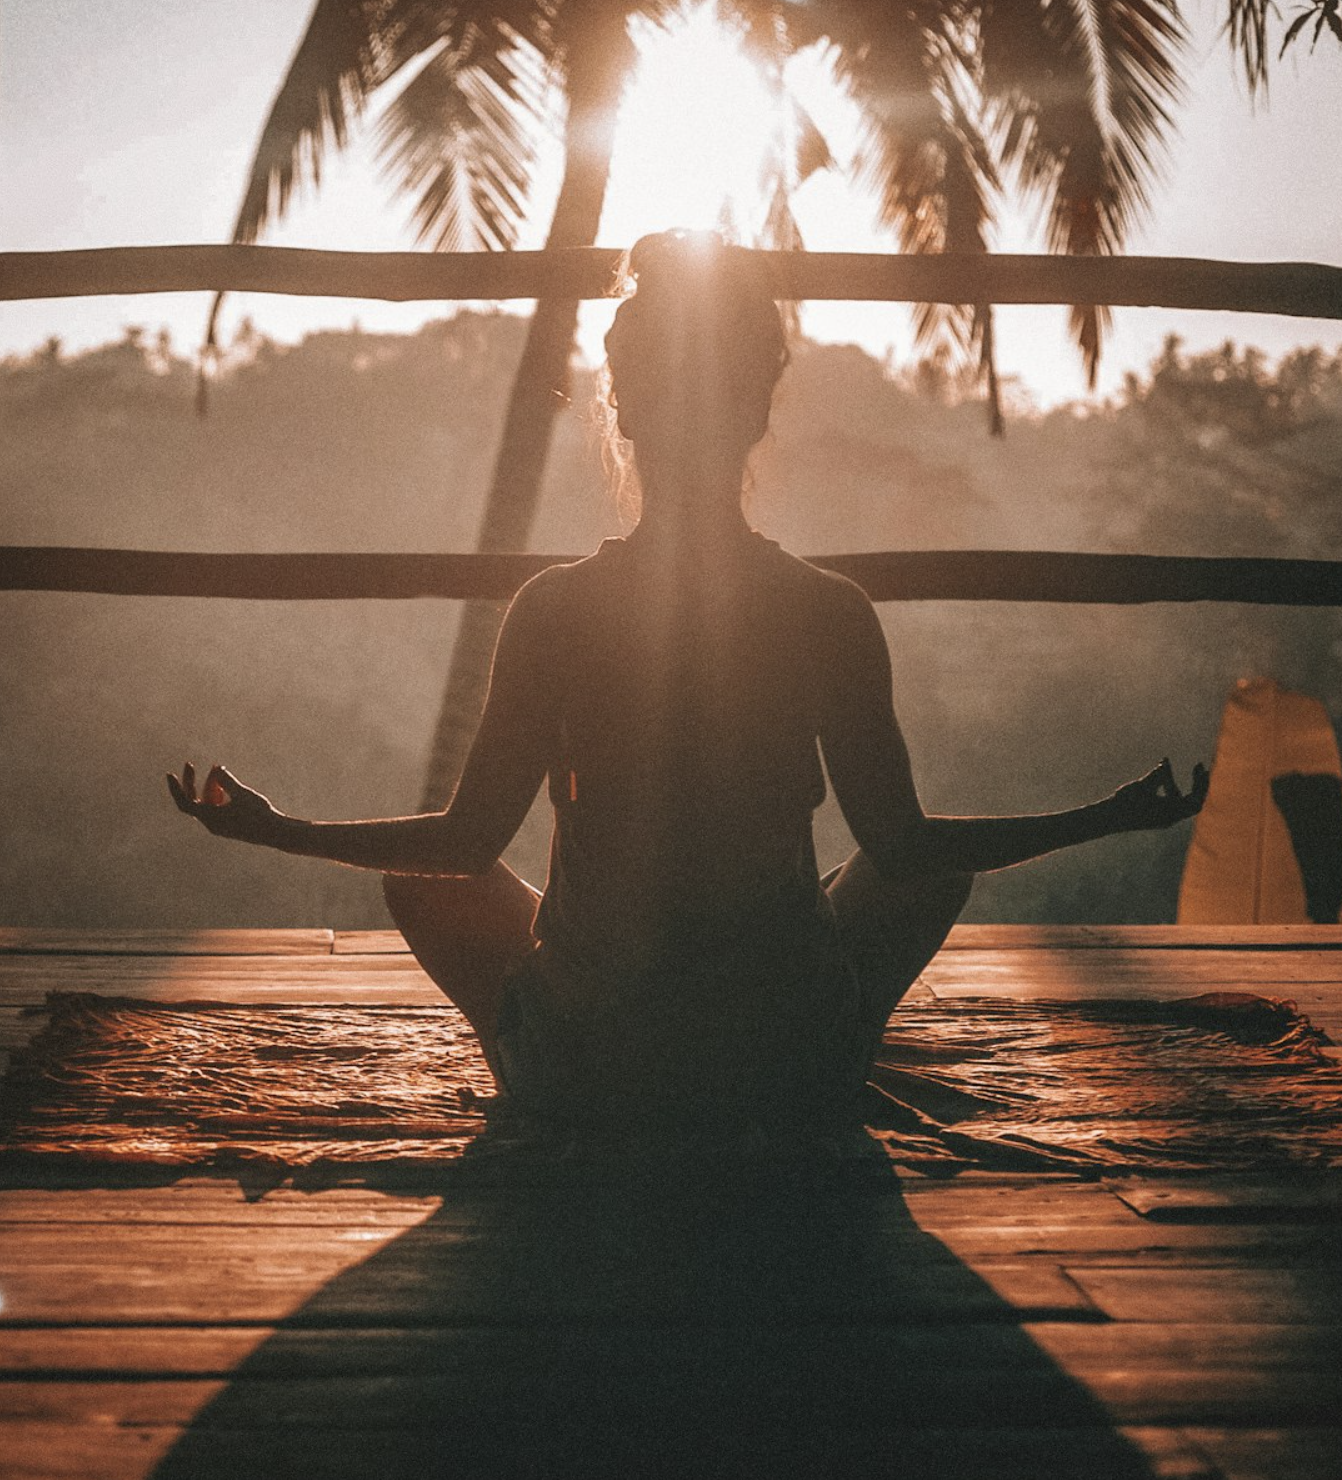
[1109,758,1209,832]
[167,761,280,845]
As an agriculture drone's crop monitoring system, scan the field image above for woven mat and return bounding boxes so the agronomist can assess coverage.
[1,991,1338,1179]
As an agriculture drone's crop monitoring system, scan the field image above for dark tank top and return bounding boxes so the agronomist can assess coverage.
[497,528,866,1128]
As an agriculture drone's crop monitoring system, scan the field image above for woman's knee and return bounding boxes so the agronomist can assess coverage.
[380,867,539,1077]
[892,867,974,947]
[382,863,540,941]
[828,852,971,988]
[382,869,467,921]
[931,868,974,915]
[828,850,972,916]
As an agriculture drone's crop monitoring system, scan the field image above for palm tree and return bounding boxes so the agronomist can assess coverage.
[207,0,822,807]
[205,1,651,805]
[212,0,1285,807]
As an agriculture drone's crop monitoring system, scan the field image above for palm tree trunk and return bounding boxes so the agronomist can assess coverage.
[418,14,633,810]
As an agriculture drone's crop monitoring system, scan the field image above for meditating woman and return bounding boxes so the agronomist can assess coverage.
[169,232,1206,1136]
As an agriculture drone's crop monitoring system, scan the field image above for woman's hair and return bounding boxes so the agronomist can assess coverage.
[600,231,789,515]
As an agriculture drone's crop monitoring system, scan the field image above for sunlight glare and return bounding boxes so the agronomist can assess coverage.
[602,6,785,245]
[579,4,793,363]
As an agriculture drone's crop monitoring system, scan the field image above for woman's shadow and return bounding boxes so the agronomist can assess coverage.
[150,1146,1163,1480]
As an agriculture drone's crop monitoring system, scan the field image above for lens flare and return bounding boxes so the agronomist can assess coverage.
[603,6,785,243]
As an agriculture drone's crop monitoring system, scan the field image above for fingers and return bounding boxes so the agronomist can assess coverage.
[1132,757,1210,826]
[1161,759,1209,820]
[212,764,244,796]
[1167,760,1210,816]
[1136,759,1172,795]
[1190,761,1211,810]
[167,761,233,816]
[168,760,200,812]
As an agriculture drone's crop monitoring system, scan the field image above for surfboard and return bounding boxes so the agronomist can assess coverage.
[1177,677,1342,924]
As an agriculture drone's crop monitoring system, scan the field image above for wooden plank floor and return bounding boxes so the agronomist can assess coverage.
[1,927,1340,1479]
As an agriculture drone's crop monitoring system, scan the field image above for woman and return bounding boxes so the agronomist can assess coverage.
[170,231,1207,1136]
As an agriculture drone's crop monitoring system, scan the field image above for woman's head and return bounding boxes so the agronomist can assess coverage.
[603,231,788,503]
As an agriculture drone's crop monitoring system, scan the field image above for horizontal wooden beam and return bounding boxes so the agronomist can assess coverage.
[3,246,1341,318]
[4,546,1341,605]
[0,548,565,602]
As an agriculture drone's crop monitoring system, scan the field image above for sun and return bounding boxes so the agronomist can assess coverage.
[600,6,786,247]
[574,4,795,361]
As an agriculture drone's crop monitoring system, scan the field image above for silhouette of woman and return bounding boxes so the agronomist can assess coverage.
[170,231,1207,1135]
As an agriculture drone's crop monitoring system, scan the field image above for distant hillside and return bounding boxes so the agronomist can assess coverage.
[5,320,1341,926]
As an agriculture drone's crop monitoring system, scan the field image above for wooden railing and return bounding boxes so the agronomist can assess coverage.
[2,547,1339,605]
[6,244,1340,606]
[3,245,1341,319]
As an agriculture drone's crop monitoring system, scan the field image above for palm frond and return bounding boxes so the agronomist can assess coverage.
[728,1,837,203]
[203,1,379,389]
[719,1,836,335]
[1225,0,1273,90]
[910,87,1004,433]
[1277,0,1342,57]
[755,113,822,337]
[809,2,1003,423]
[430,0,557,63]
[229,0,417,248]
[726,0,793,71]
[793,100,837,182]
[375,22,545,251]
[738,0,828,52]
[832,15,994,316]
[226,1,556,249]
[978,302,1005,435]
[203,2,556,382]
[981,0,1184,384]
[811,4,993,253]
[202,0,446,369]
[761,175,805,337]
[820,0,948,207]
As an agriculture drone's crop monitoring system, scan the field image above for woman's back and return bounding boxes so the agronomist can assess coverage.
[525,526,858,976]
[498,526,872,1128]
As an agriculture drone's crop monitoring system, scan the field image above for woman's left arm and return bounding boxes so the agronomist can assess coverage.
[819,578,1208,879]
[913,758,1209,875]
[167,577,555,876]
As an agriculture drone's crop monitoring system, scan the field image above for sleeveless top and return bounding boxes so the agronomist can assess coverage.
[495,529,868,1130]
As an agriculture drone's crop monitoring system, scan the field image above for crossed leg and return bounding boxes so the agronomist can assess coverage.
[383,853,972,1093]
[381,863,539,1084]
[824,851,973,1070]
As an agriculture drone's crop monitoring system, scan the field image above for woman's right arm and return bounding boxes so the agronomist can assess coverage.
[168,763,520,876]
[167,575,556,876]
[817,581,1206,880]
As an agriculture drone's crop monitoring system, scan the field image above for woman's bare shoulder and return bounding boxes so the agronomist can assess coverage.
[765,543,877,626]
[510,540,623,614]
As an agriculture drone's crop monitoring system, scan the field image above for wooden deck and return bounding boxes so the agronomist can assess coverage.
[1,926,1340,1479]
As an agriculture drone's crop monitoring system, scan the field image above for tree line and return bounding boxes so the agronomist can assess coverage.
[3,313,1340,926]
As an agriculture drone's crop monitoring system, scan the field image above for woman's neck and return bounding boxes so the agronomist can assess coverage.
[631,455,752,548]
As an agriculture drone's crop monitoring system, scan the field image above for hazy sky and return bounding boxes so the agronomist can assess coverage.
[3,0,1340,406]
